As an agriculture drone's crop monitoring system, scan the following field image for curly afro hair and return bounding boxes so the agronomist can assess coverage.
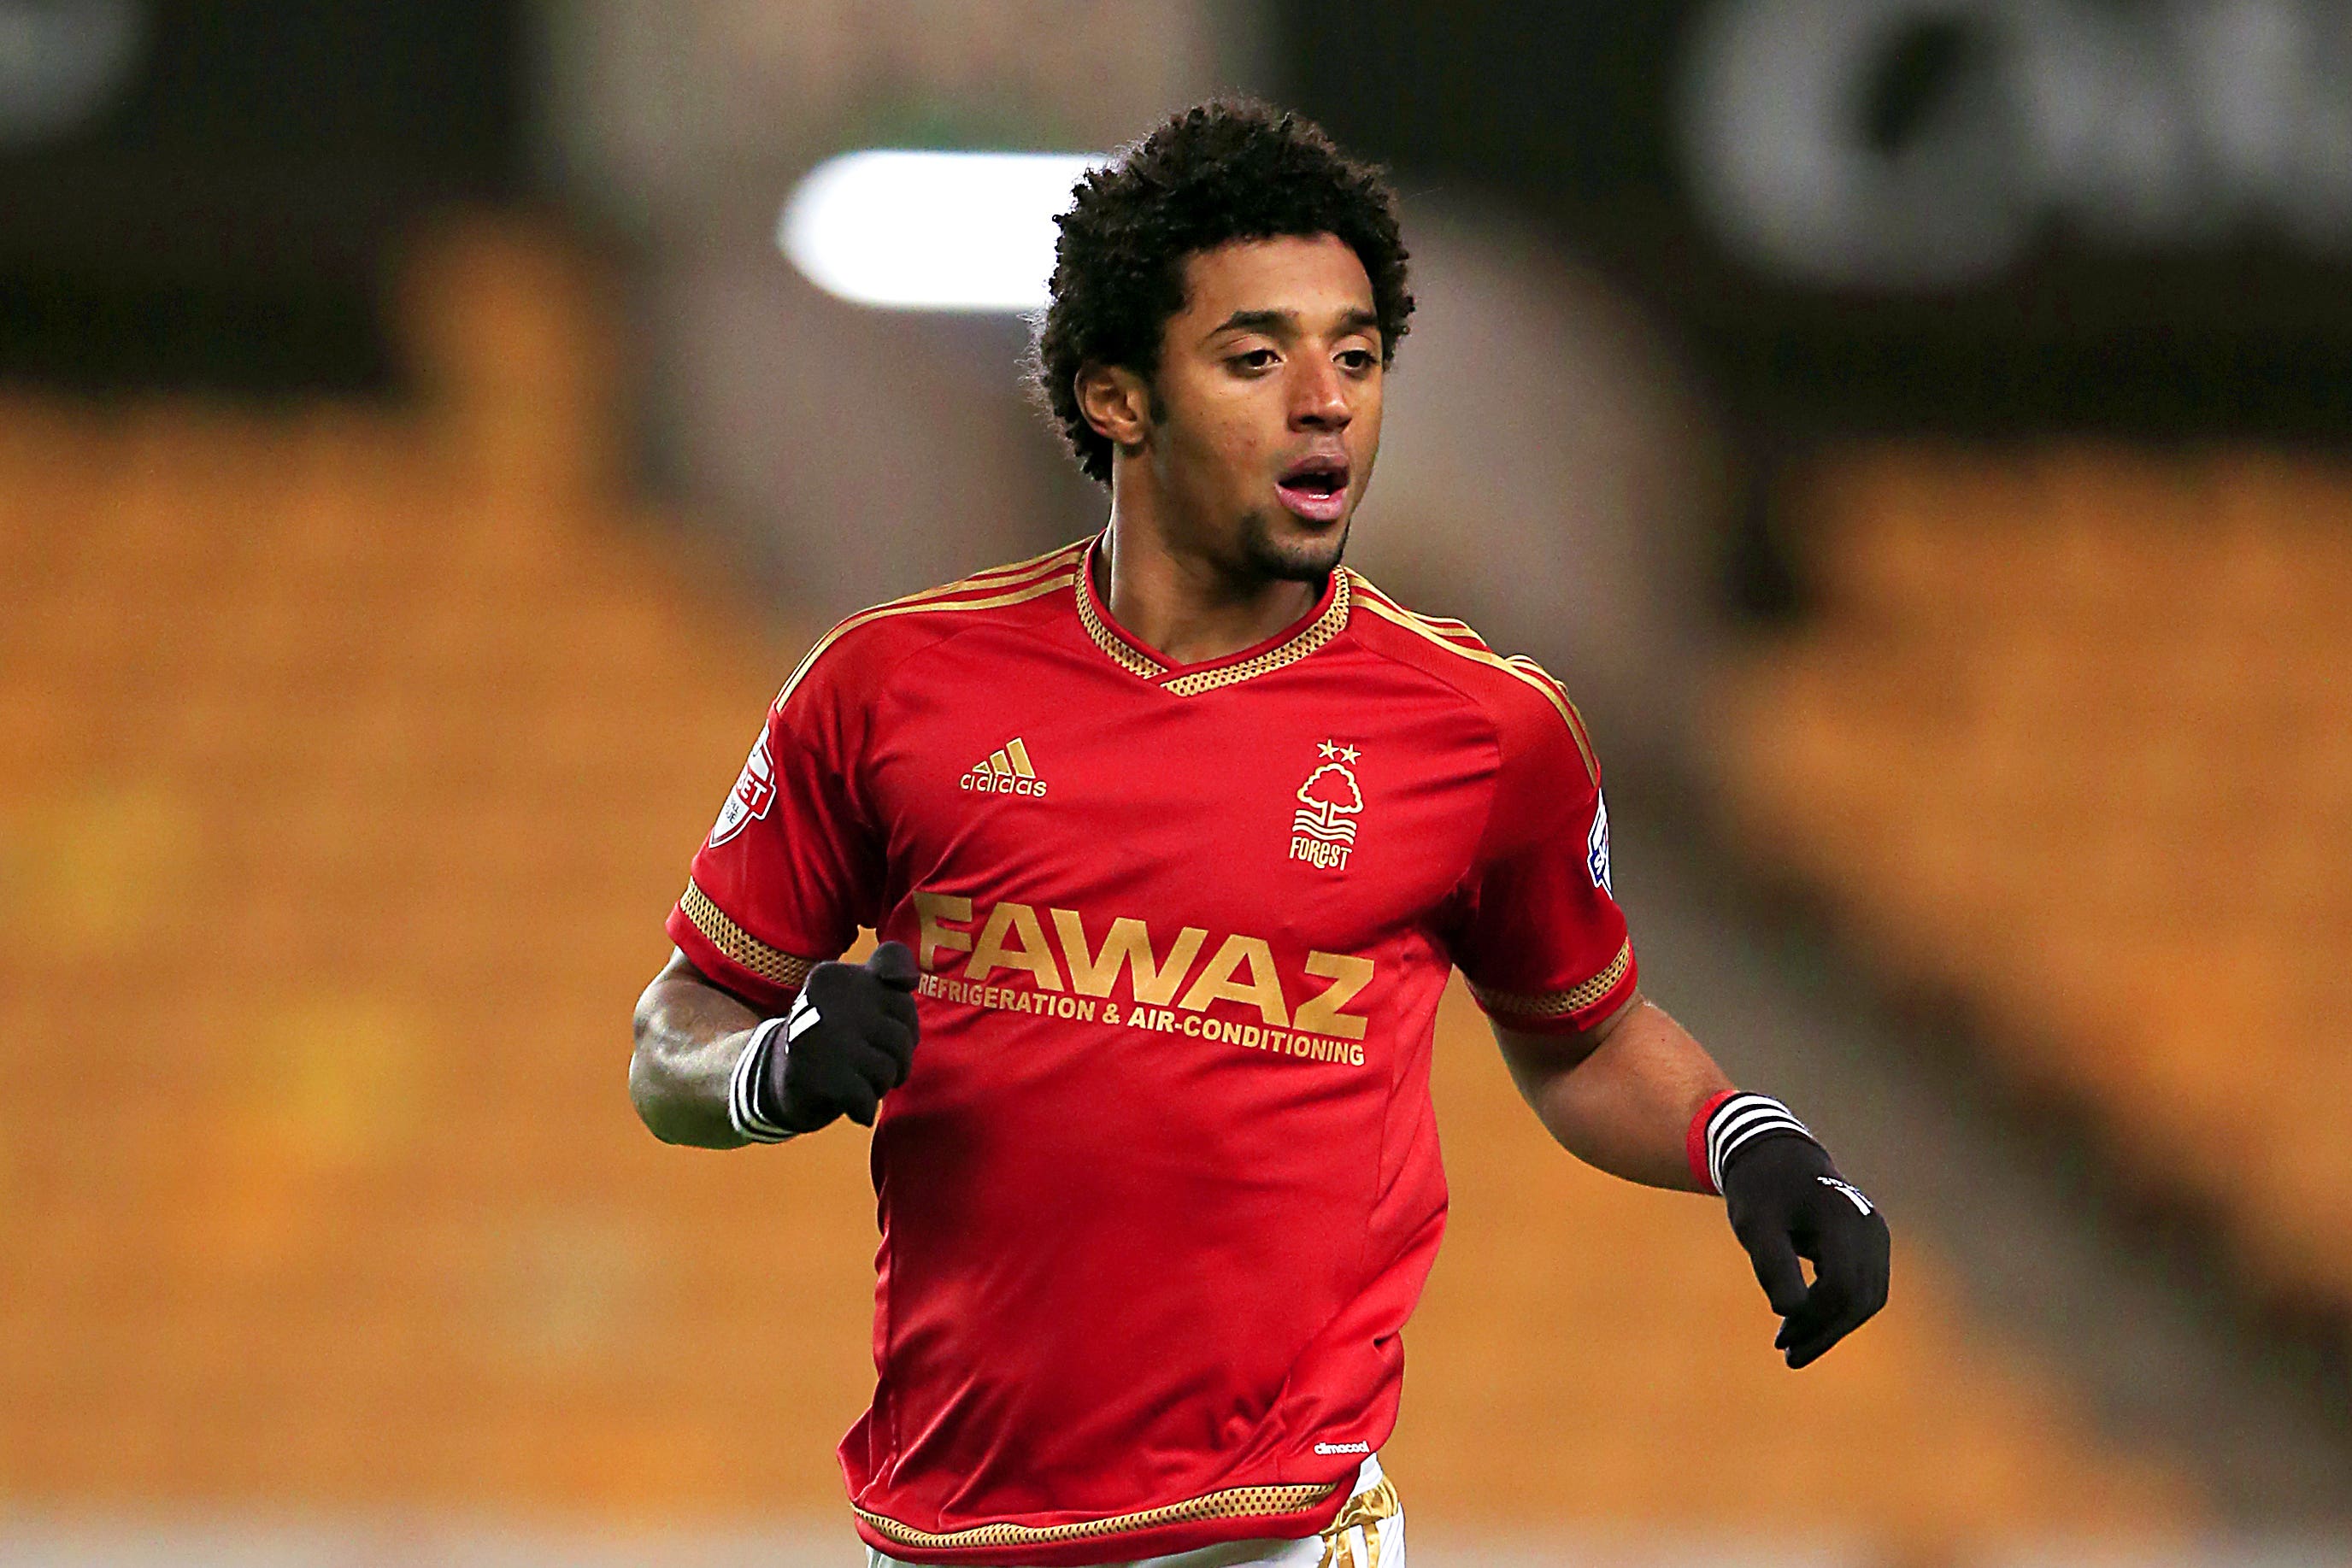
[1030,100,1414,485]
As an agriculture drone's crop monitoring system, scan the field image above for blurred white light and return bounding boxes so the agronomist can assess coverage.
[780,150,1105,312]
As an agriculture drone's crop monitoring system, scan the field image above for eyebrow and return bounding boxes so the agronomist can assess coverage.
[1202,306,1384,344]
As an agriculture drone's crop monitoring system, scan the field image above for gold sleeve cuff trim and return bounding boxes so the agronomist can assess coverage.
[679,880,818,993]
[1468,938,1633,1021]
[855,1480,1343,1554]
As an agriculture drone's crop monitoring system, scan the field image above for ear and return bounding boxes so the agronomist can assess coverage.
[1074,362,1154,456]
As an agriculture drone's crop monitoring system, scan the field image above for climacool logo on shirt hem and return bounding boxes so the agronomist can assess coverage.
[1313,1441,1371,1455]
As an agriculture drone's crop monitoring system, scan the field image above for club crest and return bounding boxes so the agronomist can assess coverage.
[1290,740,1364,872]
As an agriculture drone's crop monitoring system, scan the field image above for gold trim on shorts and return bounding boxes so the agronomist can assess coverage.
[854,1480,1344,1555]
[1316,1474,1402,1568]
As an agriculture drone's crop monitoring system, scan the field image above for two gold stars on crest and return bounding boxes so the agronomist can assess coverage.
[1317,740,1361,764]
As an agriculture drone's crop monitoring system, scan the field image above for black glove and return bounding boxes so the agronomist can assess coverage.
[735,943,920,1136]
[1710,1094,1890,1369]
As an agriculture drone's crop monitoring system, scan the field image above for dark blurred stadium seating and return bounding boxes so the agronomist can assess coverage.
[1715,445,2352,1313]
[0,224,2194,1552]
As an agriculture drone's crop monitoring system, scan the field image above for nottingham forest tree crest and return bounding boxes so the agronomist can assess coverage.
[1290,741,1364,872]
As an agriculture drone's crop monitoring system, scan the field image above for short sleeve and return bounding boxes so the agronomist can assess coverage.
[665,651,883,1012]
[1448,685,1637,1035]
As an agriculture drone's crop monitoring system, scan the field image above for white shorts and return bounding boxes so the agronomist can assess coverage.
[865,1454,1403,1568]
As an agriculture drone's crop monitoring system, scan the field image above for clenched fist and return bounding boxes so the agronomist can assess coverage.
[730,943,921,1139]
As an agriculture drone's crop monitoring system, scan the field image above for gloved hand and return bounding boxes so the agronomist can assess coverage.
[754,942,921,1133]
[1713,1097,1890,1368]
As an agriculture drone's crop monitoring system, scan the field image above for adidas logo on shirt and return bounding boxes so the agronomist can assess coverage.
[961,737,1048,797]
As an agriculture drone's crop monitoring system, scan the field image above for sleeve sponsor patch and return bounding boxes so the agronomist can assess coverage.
[709,731,777,847]
[1586,792,1612,893]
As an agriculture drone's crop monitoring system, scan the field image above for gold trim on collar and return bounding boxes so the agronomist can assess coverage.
[1076,567,1167,678]
[854,1479,1343,1554]
[1467,938,1633,1021]
[1075,545,1352,693]
[1163,569,1352,696]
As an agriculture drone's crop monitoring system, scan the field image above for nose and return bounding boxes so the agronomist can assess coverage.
[1289,354,1351,432]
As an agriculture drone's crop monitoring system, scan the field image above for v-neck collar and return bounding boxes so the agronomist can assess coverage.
[1074,533,1354,696]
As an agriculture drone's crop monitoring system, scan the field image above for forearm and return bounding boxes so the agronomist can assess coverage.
[630,949,768,1148]
[1496,996,1732,1191]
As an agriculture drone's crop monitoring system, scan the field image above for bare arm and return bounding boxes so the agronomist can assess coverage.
[1492,991,1732,1191]
[630,948,772,1148]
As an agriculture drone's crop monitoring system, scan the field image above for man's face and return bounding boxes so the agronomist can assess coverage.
[1139,234,1385,584]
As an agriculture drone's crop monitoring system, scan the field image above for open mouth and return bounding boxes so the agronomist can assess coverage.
[1275,457,1350,522]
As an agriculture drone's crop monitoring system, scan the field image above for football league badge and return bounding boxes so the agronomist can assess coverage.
[1587,791,1612,892]
[709,731,778,847]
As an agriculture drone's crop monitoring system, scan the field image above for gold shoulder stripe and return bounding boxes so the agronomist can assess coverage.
[679,880,820,992]
[1402,608,1481,640]
[855,1480,1342,1555]
[906,537,1091,599]
[860,542,1088,620]
[1348,582,1484,645]
[1349,574,1598,784]
[1504,653,1571,696]
[1507,654,1596,759]
[1467,939,1633,1021]
[775,567,1079,708]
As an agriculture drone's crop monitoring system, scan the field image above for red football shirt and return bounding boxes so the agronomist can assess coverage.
[666,535,1636,1565]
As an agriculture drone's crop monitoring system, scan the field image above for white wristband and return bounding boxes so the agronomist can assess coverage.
[727,1013,797,1143]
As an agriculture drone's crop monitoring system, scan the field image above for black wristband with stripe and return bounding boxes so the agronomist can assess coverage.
[727,1013,797,1143]
[1694,1091,1817,1195]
